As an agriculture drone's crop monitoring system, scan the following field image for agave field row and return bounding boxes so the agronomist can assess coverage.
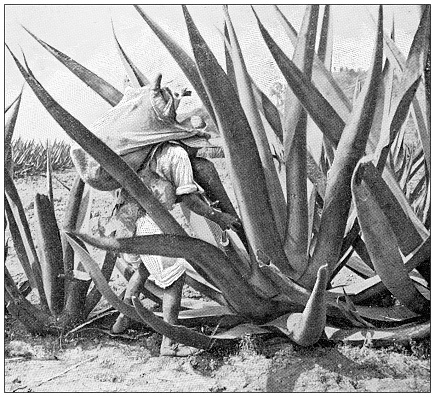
[8,138,74,177]
[4,5,430,348]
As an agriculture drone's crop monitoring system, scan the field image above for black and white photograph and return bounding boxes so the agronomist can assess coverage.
[4,4,430,392]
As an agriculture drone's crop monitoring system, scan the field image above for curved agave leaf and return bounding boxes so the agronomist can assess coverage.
[218,28,284,146]
[358,161,423,255]
[35,194,64,315]
[301,7,384,289]
[132,297,213,349]
[6,46,185,236]
[254,8,344,147]
[282,6,319,273]
[5,87,23,177]
[5,197,38,290]
[317,5,332,66]
[5,267,55,334]
[83,250,118,318]
[111,20,149,88]
[223,22,237,91]
[66,233,145,323]
[4,172,48,310]
[133,5,216,126]
[61,176,85,276]
[22,26,123,106]
[352,163,430,315]
[72,232,277,320]
[223,5,287,242]
[271,5,351,120]
[46,141,53,204]
[183,6,293,277]
[376,7,430,172]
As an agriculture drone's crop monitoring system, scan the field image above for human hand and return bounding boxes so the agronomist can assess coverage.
[215,211,241,232]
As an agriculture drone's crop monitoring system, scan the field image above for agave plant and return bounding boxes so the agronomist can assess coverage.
[5,5,430,347]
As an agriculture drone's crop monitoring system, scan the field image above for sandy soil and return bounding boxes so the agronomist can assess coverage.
[4,162,431,393]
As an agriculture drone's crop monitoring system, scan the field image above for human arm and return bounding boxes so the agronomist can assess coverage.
[180,193,241,232]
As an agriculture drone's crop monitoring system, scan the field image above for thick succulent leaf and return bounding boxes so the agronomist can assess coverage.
[219,28,283,145]
[254,10,344,147]
[282,5,319,158]
[375,75,422,172]
[5,267,55,333]
[5,197,38,290]
[301,7,384,289]
[34,193,65,315]
[66,233,145,322]
[133,5,216,126]
[184,273,227,306]
[272,5,351,121]
[317,5,332,66]
[4,172,48,309]
[46,141,53,204]
[22,26,123,106]
[61,176,85,276]
[352,164,430,315]
[223,22,237,91]
[333,236,430,305]
[358,161,423,255]
[83,250,118,318]
[132,297,214,349]
[376,8,430,172]
[7,47,185,236]
[5,87,23,177]
[223,6,287,242]
[111,20,149,87]
[250,79,283,142]
[282,6,318,273]
[72,232,277,321]
[183,6,293,276]
[366,60,391,151]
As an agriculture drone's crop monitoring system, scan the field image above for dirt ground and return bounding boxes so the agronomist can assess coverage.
[4,162,431,393]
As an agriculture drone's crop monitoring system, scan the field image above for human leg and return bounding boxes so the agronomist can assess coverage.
[112,260,149,334]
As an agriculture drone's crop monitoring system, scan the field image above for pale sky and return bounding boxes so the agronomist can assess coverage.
[4,4,421,142]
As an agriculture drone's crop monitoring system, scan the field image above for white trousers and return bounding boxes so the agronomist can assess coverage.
[122,214,186,289]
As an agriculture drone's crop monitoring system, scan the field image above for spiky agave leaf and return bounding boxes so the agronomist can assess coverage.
[4,171,48,309]
[182,6,294,276]
[22,25,123,106]
[272,5,351,120]
[223,6,287,242]
[71,232,279,321]
[4,198,38,290]
[34,193,65,315]
[65,234,145,323]
[5,87,23,178]
[377,7,430,173]
[6,45,185,236]
[281,5,319,273]
[254,9,344,147]
[352,161,430,315]
[358,161,424,256]
[5,267,55,334]
[300,6,384,289]
[111,20,149,88]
